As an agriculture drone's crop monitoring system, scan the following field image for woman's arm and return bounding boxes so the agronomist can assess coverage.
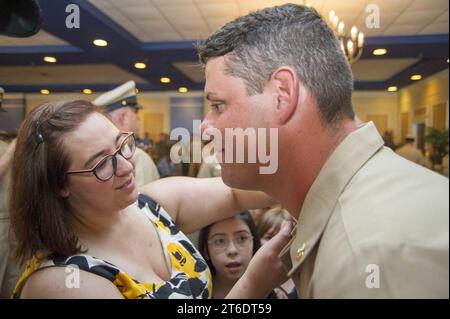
[139,177,276,234]
[20,267,124,299]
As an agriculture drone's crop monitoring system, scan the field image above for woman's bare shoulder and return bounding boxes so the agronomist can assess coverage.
[20,266,124,299]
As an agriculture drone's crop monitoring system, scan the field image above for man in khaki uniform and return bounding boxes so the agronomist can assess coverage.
[198,4,449,298]
[93,81,159,186]
[278,122,448,298]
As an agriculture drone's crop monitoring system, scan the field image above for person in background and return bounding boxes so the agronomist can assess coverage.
[198,212,278,299]
[0,87,23,298]
[93,81,159,186]
[157,143,178,178]
[257,207,297,299]
[395,135,426,166]
[137,132,153,152]
[248,208,268,227]
[382,130,396,151]
[154,133,170,163]
[442,142,449,177]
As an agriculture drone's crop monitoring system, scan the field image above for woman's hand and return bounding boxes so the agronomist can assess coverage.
[226,221,294,298]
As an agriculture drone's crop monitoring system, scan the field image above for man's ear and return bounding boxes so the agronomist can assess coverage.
[270,67,299,125]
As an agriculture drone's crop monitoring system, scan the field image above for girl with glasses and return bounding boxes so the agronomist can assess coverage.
[9,100,292,299]
[198,212,278,299]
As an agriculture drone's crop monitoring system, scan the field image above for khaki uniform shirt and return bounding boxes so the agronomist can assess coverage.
[280,122,449,298]
[135,147,159,187]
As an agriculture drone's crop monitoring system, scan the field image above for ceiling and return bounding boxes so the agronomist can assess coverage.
[0,0,448,94]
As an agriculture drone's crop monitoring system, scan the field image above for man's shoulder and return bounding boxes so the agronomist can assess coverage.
[335,147,448,248]
[345,146,447,201]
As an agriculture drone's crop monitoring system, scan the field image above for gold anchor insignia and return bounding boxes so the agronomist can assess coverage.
[296,243,306,261]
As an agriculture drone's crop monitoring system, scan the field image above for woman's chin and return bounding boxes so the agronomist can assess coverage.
[122,189,139,208]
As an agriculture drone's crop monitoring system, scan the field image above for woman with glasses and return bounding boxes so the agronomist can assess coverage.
[9,100,292,299]
[198,212,278,299]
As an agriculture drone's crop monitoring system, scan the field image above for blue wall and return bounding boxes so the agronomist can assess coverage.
[170,96,204,135]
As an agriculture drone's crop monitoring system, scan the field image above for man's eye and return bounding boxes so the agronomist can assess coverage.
[211,103,225,112]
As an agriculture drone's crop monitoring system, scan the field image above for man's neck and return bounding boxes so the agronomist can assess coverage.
[262,118,357,219]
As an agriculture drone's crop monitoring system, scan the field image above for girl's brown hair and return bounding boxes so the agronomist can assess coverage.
[256,207,292,240]
[10,100,104,263]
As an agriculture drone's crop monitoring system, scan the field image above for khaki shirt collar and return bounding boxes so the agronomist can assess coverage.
[280,122,385,276]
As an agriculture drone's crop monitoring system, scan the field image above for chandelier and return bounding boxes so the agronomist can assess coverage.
[328,10,365,64]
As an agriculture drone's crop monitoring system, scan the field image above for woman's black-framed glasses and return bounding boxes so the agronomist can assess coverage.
[66,132,136,182]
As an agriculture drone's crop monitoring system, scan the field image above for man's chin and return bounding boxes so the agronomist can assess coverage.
[220,166,257,190]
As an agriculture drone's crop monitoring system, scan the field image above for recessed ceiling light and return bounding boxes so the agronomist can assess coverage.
[93,39,108,47]
[40,89,50,95]
[410,74,422,81]
[134,62,146,69]
[387,86,398,92]
[373,48,387,56]
[178,87,188,93]
[83,89,93,94]
[43,56,57,63]
[160,77,171,84]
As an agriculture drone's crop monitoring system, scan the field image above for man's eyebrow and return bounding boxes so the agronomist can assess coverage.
[206,92,219,101]
[84,133,122,168]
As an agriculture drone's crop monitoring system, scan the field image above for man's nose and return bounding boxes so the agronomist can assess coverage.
[201,111,217,138]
